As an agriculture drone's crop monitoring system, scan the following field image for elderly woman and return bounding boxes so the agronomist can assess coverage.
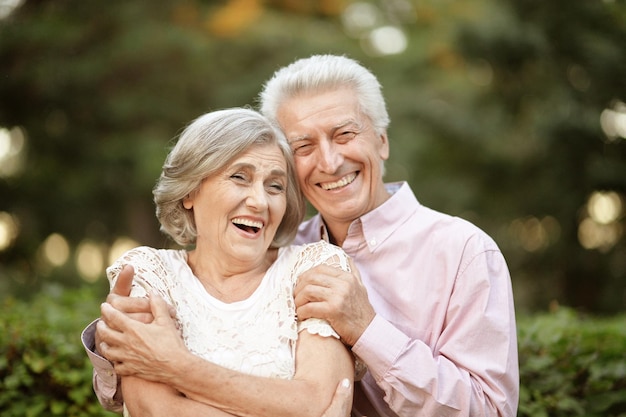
[103,108,354,417]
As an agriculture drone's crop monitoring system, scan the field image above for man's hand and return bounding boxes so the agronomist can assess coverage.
[321,379,354,417]
[294,258,375,347]
[98,293,188,382]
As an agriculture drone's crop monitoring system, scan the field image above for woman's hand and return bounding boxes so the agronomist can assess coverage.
[98,292,188,382]
[321,379,354,417]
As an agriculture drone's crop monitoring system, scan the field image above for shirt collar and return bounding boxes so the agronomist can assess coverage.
[317,181,419,252]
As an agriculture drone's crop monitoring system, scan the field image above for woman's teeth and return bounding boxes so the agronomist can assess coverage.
[232,218,262,233]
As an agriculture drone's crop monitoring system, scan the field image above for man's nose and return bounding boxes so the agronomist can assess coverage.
[316,139,343,173]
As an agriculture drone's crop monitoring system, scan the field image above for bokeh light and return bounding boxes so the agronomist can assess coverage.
[600,101,626,142]
[40,233,70,267]
[578,218,622,252]
[0,211,19,251]
[588,191,622,225]
[578,191,624,252]
[341,1,410,56]
[108,236,140,265]
[75,240,105,282]
[341,2,381,37]
[508,215,561,253]
[0,0,24,20]
[0,126,26,178]
[366,25,407,56]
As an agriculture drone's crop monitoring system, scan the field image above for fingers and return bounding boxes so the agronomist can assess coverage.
[100,301,134,333]
[112,265,134,296]
[106,292,151,315]
[321,379,353,417]
[96,315,126,362]
[298,264,346,286]
[148,292,174,322]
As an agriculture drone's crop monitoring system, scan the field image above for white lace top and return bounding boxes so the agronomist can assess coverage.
[106,240,349,381]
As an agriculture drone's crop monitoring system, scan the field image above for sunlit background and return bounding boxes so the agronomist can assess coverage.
[0,0,624,313]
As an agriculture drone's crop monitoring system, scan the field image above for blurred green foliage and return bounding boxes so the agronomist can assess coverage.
[517,307,626,417]
[0,0,624,312]
[1,287,624,416]
[0,286,116,417]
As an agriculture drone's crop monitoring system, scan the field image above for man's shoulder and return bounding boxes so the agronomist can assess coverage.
[295,215,322,244]
[407,200,500,250]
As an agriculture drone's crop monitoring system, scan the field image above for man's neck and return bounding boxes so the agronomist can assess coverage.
[321,218,350,247]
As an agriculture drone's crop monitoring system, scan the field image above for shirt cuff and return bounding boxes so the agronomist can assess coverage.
[351,314,410,382]
[81,319,123,412]
[81,319,114,371]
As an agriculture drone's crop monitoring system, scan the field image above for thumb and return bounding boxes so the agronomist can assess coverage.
[112,265,134,296]
[321,378,353,417]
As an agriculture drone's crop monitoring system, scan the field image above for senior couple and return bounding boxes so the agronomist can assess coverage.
[83,54,519,417]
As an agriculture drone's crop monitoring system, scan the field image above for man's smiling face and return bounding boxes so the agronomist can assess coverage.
[277,87,390,234]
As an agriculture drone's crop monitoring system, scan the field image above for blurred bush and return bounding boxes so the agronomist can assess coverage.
[0,286,116,417]
[1,286,625,416]
[517,307,626,417]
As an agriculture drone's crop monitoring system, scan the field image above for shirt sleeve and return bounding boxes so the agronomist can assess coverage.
[352,243,519,417]
[80,319,123,413]
[84,246,170,413]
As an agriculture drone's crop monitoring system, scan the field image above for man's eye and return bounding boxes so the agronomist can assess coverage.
[336,131,357,143]
[293,144,313,156]
[231,173,246,181]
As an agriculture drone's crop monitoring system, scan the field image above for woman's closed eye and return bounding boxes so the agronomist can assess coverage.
[231,173,247,181]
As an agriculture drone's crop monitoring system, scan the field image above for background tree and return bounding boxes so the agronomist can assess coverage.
[0,0,624,313]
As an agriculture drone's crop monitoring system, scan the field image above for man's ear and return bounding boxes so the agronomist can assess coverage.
[378,131,390,161]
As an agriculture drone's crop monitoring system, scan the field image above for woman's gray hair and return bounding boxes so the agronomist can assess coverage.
[258,54,390,135]
[154,107,305,248]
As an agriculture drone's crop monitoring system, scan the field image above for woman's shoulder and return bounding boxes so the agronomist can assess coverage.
[114,246,184,265]
[108,246,186,282]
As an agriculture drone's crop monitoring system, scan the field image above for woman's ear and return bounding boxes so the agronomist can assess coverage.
[183,192,194,209]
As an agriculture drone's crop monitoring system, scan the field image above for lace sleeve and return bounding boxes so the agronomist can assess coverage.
[292,241,351,339]
[105,246,175,305]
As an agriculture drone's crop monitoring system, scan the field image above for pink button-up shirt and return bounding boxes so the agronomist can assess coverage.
[295,182,519,417]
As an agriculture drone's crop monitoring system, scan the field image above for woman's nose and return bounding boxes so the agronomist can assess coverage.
[246,183,269,210]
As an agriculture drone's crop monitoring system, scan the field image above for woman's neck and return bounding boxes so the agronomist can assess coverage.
[186,248,278,303]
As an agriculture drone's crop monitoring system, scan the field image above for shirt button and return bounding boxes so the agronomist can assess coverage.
[370,238,377,246]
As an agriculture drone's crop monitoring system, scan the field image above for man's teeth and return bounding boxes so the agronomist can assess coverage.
[232,218,263,231]
[320,173,357,190]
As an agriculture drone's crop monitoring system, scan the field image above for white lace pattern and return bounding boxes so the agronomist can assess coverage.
[107,240,349,382]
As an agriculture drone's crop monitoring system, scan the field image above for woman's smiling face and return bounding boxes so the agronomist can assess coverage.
[183,142,288,263]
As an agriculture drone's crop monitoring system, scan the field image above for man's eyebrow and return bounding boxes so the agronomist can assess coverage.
[287,119,363,142]
[333,118,362,131]
[287,134,311,144]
